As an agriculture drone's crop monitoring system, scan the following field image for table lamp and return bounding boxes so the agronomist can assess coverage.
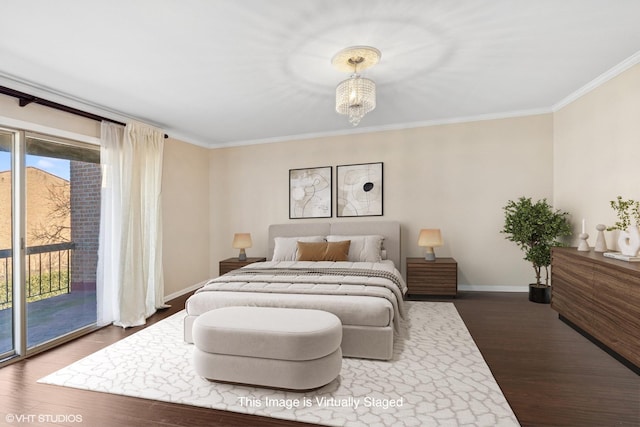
[232,233,252,261]
[418,229,443,261]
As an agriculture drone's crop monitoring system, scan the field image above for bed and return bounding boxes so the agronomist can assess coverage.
[183,221,406,360]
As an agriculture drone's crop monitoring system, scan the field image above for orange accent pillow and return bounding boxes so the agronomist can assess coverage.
[296,240,351,262]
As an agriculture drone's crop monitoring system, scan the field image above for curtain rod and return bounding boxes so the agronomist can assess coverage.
[0,85,168,139]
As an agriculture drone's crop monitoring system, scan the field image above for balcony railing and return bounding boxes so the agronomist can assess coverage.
[0,242,76,309]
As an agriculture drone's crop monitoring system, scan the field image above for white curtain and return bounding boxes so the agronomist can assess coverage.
[97,121,167,328]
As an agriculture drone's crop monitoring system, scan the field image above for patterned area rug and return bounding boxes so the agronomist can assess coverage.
[38,302,519,426]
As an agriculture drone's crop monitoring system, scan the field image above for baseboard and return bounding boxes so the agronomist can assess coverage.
[163,281,206,304]
[458,284,527,293]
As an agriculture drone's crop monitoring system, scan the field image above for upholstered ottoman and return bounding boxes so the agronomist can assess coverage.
[192,306,342,390]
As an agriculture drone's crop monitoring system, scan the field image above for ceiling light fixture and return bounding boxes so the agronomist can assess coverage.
[332,46,381,126]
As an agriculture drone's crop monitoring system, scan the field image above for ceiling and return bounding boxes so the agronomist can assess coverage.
[1,0,640,148]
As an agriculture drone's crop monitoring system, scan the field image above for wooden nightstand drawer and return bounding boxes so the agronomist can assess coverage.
[219,257,266,276]
[406,257,457,297]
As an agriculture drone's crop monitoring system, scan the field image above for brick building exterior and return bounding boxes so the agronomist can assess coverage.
[70,161,101,289]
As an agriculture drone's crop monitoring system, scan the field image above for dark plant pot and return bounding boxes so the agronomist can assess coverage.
[529,284,551,304]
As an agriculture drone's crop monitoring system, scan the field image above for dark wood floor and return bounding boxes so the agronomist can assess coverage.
[0,292,638,427]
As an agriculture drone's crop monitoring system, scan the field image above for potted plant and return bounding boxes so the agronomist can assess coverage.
[607,196,640,256]
[502,197,572,303]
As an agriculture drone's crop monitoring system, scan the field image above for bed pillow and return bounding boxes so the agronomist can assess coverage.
[326,235,384,262]
[272,236,325,261]
[296,240,351,262]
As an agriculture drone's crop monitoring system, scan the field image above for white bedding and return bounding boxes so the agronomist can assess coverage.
[186,260,406,330]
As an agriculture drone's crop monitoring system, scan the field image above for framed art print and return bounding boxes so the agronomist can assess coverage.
[336,162,383,217]
[289,166,332,219]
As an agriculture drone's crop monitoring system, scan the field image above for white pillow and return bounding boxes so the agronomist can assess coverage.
[326,235,384,262]
[272,236,325,261]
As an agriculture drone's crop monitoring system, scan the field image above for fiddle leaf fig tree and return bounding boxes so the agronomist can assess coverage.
[502,197,572,286]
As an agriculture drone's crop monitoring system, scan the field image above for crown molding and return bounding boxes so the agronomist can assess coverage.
[209,107,552,149]
[0,73,131,123]
[159,128,212,148]
[0,72,166,131]
[552,50,640,112]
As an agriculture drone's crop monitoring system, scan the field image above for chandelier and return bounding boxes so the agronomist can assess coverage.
[332,46,381,126]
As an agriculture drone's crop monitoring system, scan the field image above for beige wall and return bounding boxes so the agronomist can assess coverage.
[210,114,554,289]
[162,138,210,296]
[0,93,210,300]
[554,64,640,250]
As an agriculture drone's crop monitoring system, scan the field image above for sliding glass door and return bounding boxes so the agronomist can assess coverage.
[0,127,100,364]
[25,135,100,348]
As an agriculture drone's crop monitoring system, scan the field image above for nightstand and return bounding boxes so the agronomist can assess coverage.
[406,257,458,298]
[219,257,266,275]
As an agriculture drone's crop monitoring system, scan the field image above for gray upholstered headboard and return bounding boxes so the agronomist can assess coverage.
[268,221,401,267]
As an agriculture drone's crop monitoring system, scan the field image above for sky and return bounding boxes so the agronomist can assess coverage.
[0,153,70,180]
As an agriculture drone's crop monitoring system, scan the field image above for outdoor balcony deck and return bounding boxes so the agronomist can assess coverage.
[0,242,97,355]
[0,286,96,354]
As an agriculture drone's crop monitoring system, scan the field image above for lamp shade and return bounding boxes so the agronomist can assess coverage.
[418,229,443,247]
[232,233,252,249]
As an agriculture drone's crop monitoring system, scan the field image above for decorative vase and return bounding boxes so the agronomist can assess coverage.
[594,224,608,252]
[617,226,640,257]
